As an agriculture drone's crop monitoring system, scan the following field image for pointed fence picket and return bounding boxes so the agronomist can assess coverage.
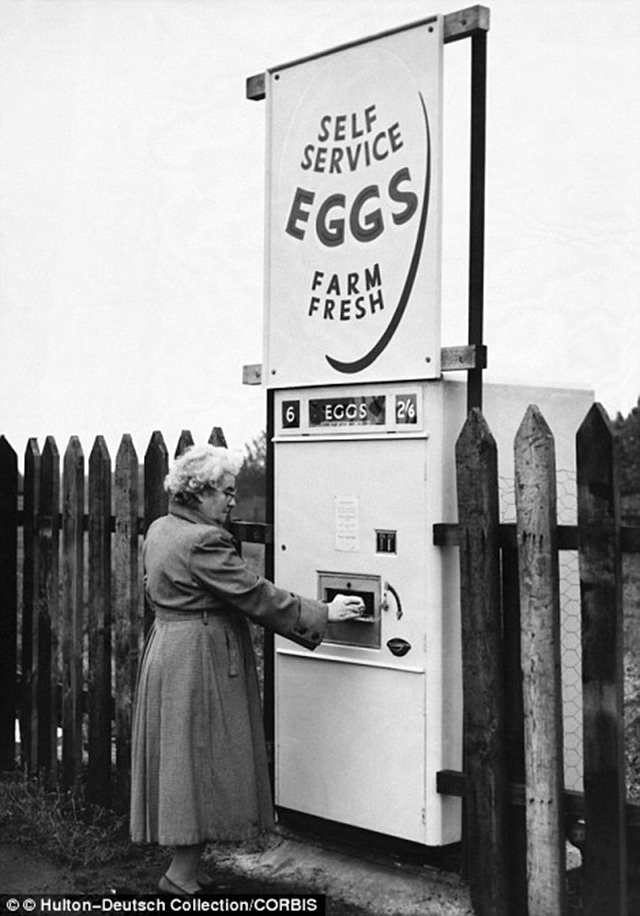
[62,436,84,789]
[88,437,112,806]
[143,431,168,638]
[39,436,60,778]
[22,439,39,774]
[515,406,566,916]
[113,433,140,808]
[577,405,628,914]
[0,436,17,773]
[455,409,509,916]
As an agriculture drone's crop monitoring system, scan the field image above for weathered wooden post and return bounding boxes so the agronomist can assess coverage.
[61,436,85,789]
[577,403,627,916]
[0,436,18,771]
[143,431,168,635]
[515,404,566,916]
[22,439,40,773]
[114,434,140,810]
[38,436,60,777]
[88,436,112,805]
[209,427,227,448]
[456,408,509,916]
[175,429,194,457]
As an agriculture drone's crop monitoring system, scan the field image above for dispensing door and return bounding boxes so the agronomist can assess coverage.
[272,381,462,847]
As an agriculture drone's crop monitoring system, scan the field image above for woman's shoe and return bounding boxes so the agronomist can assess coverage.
[158,873,203,897]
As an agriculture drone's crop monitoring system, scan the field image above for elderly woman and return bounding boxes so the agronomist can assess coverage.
[130,444,363,897]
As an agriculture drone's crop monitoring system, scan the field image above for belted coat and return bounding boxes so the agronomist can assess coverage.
[130,501,328,846]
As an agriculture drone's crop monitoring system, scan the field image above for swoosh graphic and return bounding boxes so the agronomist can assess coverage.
[325,92,431,375]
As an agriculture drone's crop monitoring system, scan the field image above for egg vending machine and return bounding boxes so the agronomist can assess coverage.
[272,380,464,846]
[270,379,592,846]
[251,14,475,847]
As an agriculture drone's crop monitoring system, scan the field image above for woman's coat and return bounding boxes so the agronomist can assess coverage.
[130,501,328,846]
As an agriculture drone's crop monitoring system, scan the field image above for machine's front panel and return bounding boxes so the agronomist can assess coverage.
[272,382,461,846]
[273,428,430,672]
[276,653,427,842]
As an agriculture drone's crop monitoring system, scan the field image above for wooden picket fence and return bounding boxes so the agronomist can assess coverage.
[1,404,639,915]
[435,402,640,916]
[0,424,267,810]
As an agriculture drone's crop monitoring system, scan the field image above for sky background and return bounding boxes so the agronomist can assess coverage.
[0,0,638,465]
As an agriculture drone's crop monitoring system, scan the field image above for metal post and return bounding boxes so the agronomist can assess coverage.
[467,27,487,413]
[263,387,276,789]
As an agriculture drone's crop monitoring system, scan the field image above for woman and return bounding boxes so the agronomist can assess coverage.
[130,444,363,897]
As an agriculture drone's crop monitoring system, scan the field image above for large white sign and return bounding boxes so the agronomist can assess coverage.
[264,18,443,388]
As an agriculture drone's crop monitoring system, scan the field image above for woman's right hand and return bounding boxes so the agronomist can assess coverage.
[327,594,365,622]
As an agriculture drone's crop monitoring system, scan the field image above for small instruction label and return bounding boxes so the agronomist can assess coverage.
[335,497,359,551]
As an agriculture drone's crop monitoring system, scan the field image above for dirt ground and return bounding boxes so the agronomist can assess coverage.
[0,828,475,916]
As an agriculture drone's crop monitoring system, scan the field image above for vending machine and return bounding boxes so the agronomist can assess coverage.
[270,379,590,846]
[251,10,591,847]
[272,379,461,845]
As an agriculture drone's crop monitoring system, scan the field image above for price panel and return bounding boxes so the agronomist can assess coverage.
[282,400,301,429]
[275,385,423,436]
[309,396,386,428]
[395,393,418,425]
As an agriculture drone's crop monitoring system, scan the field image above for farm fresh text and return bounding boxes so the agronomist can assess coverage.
[308,264,383,321]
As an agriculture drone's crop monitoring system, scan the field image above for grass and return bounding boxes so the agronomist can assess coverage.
[0,771,134,869]
[624,554,640,802]
[625,655,640,803]
[0,770,171,895]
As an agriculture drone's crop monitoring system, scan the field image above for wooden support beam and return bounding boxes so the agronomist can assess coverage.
[441,344,487,372]
[443,5,490,43]
[436,769,640,829]
[243,363,263,385]
[246,6,490,101]
[434,522,640,553]
[246,72,266,101]
[244,345,487,383]
[231,521,273,545]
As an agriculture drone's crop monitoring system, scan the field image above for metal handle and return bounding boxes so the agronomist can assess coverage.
[383,581,403,620]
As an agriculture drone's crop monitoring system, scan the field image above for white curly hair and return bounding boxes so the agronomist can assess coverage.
[164,444,243,506]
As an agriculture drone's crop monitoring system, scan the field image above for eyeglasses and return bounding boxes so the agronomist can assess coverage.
[211,486,236,501]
